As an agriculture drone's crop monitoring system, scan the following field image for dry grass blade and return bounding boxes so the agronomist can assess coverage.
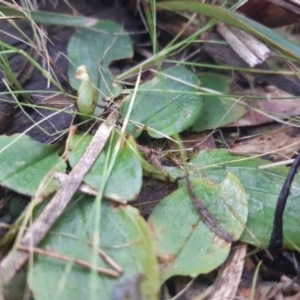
[17,245,121,277]
[0,16,23,20]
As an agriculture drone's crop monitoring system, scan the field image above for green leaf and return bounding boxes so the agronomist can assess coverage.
[29,196,160,300]
[159,1,300,62]
[189,149,300,249]
[148,173,247,282]
[68,132,142,201]
[193,74,246,131]
[68,21,133,113]
[0,134,65,196]
[121,66,203,138]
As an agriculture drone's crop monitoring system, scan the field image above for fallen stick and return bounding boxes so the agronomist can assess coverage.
[0,109,119,285]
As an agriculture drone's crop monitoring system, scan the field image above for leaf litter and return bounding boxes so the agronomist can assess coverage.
[1,0,300,299]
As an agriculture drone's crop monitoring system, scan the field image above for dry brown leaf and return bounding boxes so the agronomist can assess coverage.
[238,260,300,300]
[229,126,300,161]
[237,0,300,28]
[248,277,300,300]
[227,85,300,127]
[207,244,247,300]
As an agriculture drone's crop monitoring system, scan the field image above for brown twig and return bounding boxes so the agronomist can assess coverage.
[98,249,123,274]
[17,245,121,277]
[0,109,119,284]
